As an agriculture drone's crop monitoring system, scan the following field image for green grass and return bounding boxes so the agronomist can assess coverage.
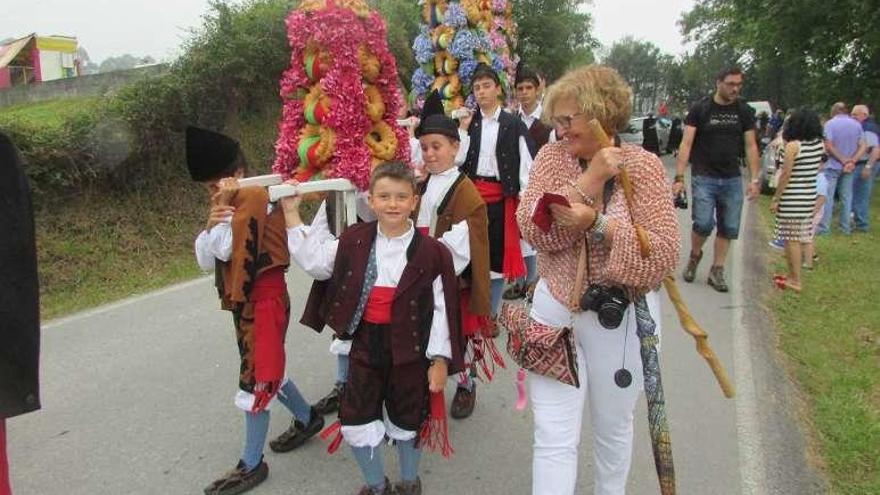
[758,192,880,494]
[0,97,101,129]
[37,179,207,320]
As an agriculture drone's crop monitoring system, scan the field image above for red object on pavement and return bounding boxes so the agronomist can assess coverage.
[1,419,10,495]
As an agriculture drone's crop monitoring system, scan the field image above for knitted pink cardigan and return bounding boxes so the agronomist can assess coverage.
[516,142,680,305]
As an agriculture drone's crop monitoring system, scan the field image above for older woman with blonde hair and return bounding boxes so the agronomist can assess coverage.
[515,65,679,494]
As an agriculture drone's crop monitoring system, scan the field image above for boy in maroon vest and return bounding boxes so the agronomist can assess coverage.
[283,163,464,495]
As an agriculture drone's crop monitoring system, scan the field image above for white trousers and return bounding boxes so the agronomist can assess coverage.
[529,281,661,495]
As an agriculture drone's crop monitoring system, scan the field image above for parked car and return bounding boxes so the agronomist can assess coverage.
[619,116,671,153]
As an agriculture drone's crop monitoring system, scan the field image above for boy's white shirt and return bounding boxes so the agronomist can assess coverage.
[193,203,275,271]
[416,167,471,275]
[457,106,533,193]
[287,202,452,360]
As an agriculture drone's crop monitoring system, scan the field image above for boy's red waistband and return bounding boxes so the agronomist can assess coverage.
[249,267,287,301]
[364,286,395,324]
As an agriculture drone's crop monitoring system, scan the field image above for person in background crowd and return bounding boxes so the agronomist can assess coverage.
[666,117,683,156]
[673,66,761,293]
[458,63,537,334]
[818,102,867,235]
[850,104,879,232]
[769,109,824,292]
[641,113,660,155]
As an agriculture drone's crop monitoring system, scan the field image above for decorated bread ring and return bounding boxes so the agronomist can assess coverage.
[364,85,386,123]
[432,26,455,50]
[434,51,458,75]
[365,121,398,161]
[297,125,336,169]
[304,85,332,125]
[303,44,332,82]
[358,45,381,83]
[422,0,447,26]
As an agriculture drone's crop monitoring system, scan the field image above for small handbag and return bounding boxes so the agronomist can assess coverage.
[498,238,588,387]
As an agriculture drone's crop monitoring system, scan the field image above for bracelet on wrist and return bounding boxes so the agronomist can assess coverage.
[569,180,595,206]
[674,174,685,183]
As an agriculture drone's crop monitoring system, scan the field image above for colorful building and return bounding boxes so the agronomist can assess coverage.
[0,34,80,90]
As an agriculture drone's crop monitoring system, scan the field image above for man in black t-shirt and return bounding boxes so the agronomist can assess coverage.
[672,67,761,292]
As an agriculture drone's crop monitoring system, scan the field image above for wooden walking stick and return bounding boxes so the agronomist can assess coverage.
[587,119,735,398]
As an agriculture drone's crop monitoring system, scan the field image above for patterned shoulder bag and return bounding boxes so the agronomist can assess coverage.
[498,237,588,387]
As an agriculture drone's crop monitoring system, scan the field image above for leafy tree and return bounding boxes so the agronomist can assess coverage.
[98,54,142,73]
[680,0,880,110]
[513,0,597,81]
[370,0,421,90]
[603,37,673,115]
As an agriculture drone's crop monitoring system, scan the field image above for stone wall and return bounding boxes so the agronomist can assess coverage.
[0,64,168,108]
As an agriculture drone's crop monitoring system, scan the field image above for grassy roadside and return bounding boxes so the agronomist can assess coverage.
[757,193,879,494]
[0,99,282,321]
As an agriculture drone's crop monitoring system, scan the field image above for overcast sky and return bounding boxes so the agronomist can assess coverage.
[0,0,696,64]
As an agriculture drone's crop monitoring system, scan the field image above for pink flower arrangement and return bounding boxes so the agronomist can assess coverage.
[273,3,409,190]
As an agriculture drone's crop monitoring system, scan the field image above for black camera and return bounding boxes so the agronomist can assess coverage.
[674,190,688,209]
[579,285,630,329]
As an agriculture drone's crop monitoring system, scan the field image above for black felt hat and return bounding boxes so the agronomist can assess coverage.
[472,62,501,87]
[185,126,241,182]
[416,91,459,141]
[514,60,540,87]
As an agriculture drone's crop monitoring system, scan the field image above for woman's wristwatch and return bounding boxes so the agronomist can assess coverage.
[588,212,609,243]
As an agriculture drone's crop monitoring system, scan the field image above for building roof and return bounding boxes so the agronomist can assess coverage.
[0,34,35,70]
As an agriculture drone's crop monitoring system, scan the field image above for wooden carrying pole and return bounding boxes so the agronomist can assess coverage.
[587,119,735,398]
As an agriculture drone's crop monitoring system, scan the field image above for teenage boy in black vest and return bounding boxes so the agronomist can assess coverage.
[459,64,537,332]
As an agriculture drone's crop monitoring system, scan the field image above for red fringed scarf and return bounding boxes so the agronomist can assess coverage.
[320,420,345,454]
[250,269,288,412]
[419,391,453,458]
[461,289,505,381]
[473,180,526,281]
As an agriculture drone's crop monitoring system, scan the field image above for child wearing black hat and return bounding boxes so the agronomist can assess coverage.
[187,126,323,495]
[458,64,537,333]
[413,92,494,420]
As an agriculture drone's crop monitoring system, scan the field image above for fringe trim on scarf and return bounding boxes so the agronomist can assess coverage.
[320,420,344,454]
[417,392,453,458]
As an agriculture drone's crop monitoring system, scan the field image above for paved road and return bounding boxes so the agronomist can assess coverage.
[7,156,825,494]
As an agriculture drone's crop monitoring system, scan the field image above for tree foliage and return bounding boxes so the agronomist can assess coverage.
[680,0,880,110]
[513,0,597,81]
[603,37,674,115]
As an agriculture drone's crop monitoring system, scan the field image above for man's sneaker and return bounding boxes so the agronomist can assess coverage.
[682,251,702,283]
[269,407,325,453]
[391,477,422,495]
[313,382,343,415]
[357,478,391,495]
[450,385,476,419]
[707,265,729,293]
[768,238,785,250]
[204,458,268,495]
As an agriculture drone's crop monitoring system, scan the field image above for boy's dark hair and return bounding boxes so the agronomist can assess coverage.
[472,63,501,88]
[369,162,417,192]
[782,108,823,142]
[716,66,743,82]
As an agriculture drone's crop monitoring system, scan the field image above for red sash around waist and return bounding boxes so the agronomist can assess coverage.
[250,267,287,301]
[364,286,395,324]
[473,180,526,280]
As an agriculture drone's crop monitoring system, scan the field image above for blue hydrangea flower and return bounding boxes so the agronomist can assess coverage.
[448,29,478,60]
[413,32,435,64]
[411,67,436,96]
[443,3,468,28]
[457,58,478,87]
